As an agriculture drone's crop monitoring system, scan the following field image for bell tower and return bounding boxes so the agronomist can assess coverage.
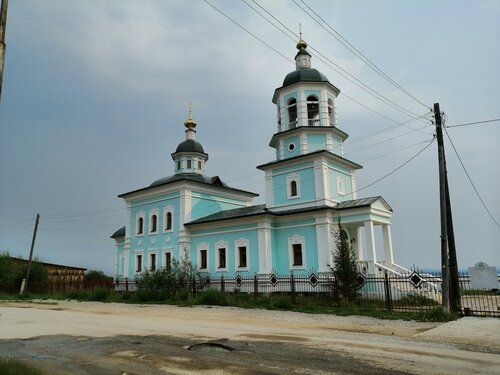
[258,39,362,211]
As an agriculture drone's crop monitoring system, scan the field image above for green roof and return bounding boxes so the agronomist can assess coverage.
[175,139,205,153]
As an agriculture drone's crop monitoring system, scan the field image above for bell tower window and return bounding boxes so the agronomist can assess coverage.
[307,95,319,126]
[287,98,297,129]
[328,98,334,125]
[287,173,300,199]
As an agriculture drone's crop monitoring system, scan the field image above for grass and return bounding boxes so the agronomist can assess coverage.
[0,358,44,375]
[0,289,457,322]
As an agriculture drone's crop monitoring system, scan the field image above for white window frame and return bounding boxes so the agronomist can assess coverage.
[162,248,173,271]
[163,205,174,233]
[136,211,145,237]
[134,250,144,274]
[149,208,159,234]
[148,249,158,272]
[197,242,209,271]
[287,173,301,199]
[215,240,228,272]
[235,238,249,272]
[337,176,345,196]
[288,235,306,270]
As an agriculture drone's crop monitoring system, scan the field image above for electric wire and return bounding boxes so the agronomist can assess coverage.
[202,0,293,63]
[353,137,435,195]
[359,139,433,164]
[241,0,428,123]
[446,118,500,128]
[294,0,430,110]
[443,127,500,228]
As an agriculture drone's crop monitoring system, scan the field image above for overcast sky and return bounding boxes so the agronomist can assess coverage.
[1,0,499,275]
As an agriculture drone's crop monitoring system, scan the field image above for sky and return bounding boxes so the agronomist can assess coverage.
[0,0,499,276]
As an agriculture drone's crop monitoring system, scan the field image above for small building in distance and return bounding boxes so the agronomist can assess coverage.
[9,256,87,282]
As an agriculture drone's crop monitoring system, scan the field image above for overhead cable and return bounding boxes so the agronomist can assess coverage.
[444,127,500,228]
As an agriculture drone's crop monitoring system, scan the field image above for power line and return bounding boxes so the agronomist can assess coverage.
[354,137,435,194]
[202,0,293,63]
[446,118,500,128]
[243,0,427,122]
[294,0,430,110]
[359,139,433,164]
[444,127,500,228]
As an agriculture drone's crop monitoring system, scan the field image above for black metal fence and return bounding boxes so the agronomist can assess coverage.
[190,271,499,317]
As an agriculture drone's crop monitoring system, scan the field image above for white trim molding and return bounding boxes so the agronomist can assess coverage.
[149,208,159,235]
[287,173,301,199]
[235,238,250,272]
[197,242,209,271]
[215,240,228,272]
[163,205,174,233]
[135,211,145,237]
[288,235,306,270]
[134,250,144,274]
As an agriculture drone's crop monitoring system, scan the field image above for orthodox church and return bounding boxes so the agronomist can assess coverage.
[111,39,403,287]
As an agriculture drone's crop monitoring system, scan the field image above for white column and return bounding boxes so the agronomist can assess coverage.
[315,217,333,273]
[258,220,272,274]
[382,224,394,269]
[364,220,376,274]
[355,226,364,261]
[178,189,192,262]
[300,132,308,154]
[314,159,327,205]
[265,171,273,208]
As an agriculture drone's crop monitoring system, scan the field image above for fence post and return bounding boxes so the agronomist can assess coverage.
[334,276,340,305]
[221,275,225,292]
[125,277,129,292]
[383,272,393,312]
[253,274,258,300]
[291,274,296,304]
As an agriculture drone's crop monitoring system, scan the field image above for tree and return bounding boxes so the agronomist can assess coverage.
[330,221,359,303]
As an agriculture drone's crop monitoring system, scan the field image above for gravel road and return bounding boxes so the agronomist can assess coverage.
[0,300,499,374]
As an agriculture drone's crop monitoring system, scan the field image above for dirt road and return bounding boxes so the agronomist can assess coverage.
[0,300,499,374]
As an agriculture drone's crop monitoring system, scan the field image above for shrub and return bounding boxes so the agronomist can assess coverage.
[0,253,48,294]
[135,258,197,301]
[196,289,229,306]
[0,357,43,375]
[90,287,108,302]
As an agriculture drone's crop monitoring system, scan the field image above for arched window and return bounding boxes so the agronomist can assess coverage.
[307,95,319,126]
[287,173,300,199]
[150,214,157,233]
[287,98,297,129]
[137,217,144,235]
[328,98,334,125]
[165,212,172,231]
[187,159,192,169]
[277,104,281,126]
[290,180,297,197]
[337,176,345,195]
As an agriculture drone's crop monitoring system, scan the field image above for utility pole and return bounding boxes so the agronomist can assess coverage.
[446,176,461,313]
[434,103,450,314]
[20,213,40,295]
[0,0,8,101]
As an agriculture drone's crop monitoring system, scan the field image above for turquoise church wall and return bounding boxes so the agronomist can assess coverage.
[272,162,316,206]
[283,135,300,158]
[271,223,318,275]
[307,134,326,153]
[190,226,259,276]
[191,192,247,221]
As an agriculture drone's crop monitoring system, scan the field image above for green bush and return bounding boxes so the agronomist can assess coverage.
[0,357,43,375]
[0,253,48,294]
[196,289,230,306]
[135,259,196,301]
[90,287,108,302]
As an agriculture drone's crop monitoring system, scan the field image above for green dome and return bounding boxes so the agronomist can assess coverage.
[282,68,330,87]
[175,139,205,153]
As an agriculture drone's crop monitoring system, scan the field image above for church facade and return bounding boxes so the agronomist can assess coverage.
[111,39,402,287]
